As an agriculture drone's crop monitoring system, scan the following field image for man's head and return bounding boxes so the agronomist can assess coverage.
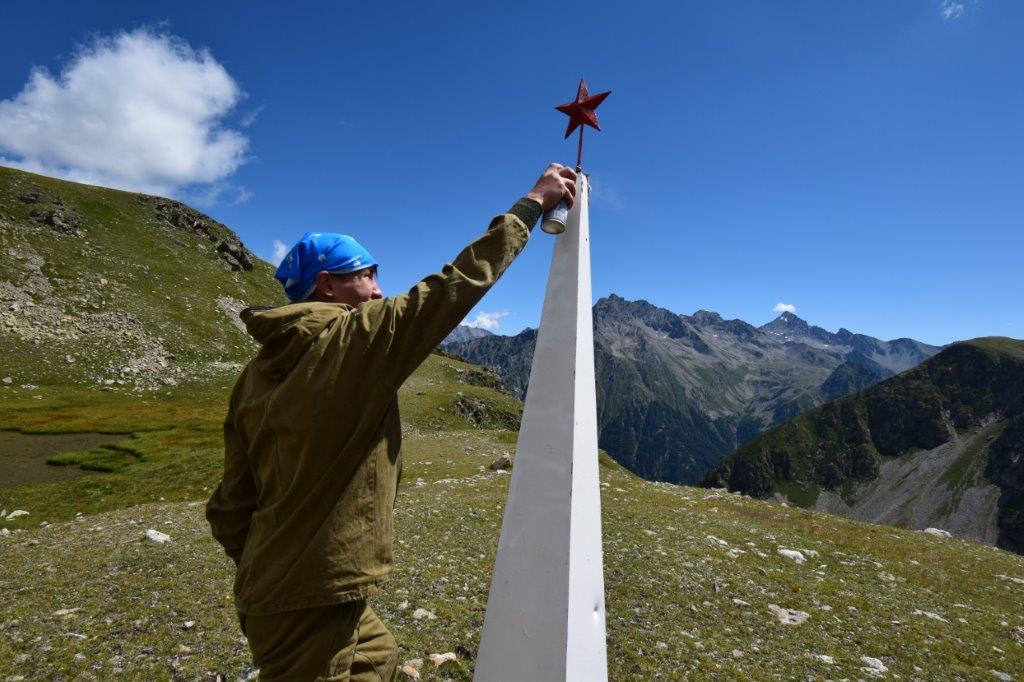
[308,265,382,305]
[275,232,381,304]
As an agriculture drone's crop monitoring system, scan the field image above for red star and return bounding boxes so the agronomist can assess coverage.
[555,78,611,139]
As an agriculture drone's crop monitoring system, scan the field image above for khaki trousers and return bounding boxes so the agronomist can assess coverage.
[240,599,398,681]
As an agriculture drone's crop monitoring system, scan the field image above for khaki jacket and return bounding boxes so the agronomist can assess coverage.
[206,199,539,615]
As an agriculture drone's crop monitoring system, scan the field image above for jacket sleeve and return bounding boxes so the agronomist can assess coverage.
[206,387,258,566]
[344,198,541,394]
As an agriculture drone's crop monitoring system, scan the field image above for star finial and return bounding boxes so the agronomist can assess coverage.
[555,78,611,140]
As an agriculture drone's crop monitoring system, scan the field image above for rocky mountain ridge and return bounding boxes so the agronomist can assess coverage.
[704,337,1024,553]
[446,295,942,484]
[443,325,494,345]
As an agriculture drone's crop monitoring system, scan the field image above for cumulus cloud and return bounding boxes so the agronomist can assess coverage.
[0,28,248,198]
[465,310,509,331]
[773,302,797,315]
[271,239,289,266]
[941,0,965,19]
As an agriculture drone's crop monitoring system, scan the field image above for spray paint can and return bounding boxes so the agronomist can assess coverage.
[540,200,568,234]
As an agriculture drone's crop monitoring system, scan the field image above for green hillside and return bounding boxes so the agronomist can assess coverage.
[705,338,1024,553]
[0,165,284,389]
[1,171,1022,680]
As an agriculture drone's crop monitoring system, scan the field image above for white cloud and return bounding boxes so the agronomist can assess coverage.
[0,28,248,198]
[187,182,253,208]
[941,0,965,19]
[465,310,509,331]
[271,240,289,266]
[240,105,264,127]
[773,302,796,315]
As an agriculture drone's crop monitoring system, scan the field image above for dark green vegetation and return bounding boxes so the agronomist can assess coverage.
[705,338,1024,553]
[447,296,940,484]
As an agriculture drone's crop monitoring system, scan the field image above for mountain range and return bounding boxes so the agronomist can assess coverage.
[445,296,942,483]
[704,337,1024,553]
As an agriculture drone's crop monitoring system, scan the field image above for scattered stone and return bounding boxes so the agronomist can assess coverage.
[991,671,1013,681]
[398,600,409,610]
[1,377,11,385]
[182,620,196,630]
[428,652,457,666]
[732,598,749,607]
[768,604,809,625]
[777,548,806,564]
[488,454,512,471]
[922,527,951,538]
[412,608,437,621]
[0,528,10,537]
[144,529,171,544]
[6,510,29,520]
[400,658,423,679]
[995,574,1024,586]
[912,609,948,623]
[860,656,888,677]
[52,608,81,617]
[731,649,744,658]
[814,654,835,665]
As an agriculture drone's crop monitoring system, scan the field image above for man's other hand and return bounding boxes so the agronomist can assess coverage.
[526,163,578,211]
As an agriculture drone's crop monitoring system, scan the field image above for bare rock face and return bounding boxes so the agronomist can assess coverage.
[30,208,82,236]
[151,198,254,271]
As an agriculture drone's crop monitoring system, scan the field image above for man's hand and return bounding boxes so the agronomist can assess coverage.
[526,163,578,211]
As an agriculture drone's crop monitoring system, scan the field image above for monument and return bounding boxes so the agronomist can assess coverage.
[474,80,611,682]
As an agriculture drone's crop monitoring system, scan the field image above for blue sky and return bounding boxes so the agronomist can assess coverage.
[1,1,1020,345]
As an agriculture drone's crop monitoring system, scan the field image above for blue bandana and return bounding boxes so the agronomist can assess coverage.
[275,232,378,302]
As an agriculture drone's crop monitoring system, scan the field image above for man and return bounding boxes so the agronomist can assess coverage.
[206,163,577,681]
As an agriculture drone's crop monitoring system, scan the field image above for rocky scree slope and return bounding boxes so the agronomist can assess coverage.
[704,337,1024,554]
[446,295,940,485]
[0,166,285,391]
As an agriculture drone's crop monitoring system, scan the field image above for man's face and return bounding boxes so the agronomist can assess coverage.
[312,266,382,306]
[332,266,382,306]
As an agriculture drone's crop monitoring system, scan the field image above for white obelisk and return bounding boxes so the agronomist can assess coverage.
[475,175,607,682]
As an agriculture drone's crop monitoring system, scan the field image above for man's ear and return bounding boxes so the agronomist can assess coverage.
[314,271,334,300]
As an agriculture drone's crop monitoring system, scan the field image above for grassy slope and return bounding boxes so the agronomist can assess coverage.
[2,355,1023,680]
[0,165,285,387]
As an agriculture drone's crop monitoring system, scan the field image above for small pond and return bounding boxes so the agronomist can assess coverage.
[0,431,130,487]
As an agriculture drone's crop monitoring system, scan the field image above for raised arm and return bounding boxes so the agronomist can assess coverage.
[341,164,577,393]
